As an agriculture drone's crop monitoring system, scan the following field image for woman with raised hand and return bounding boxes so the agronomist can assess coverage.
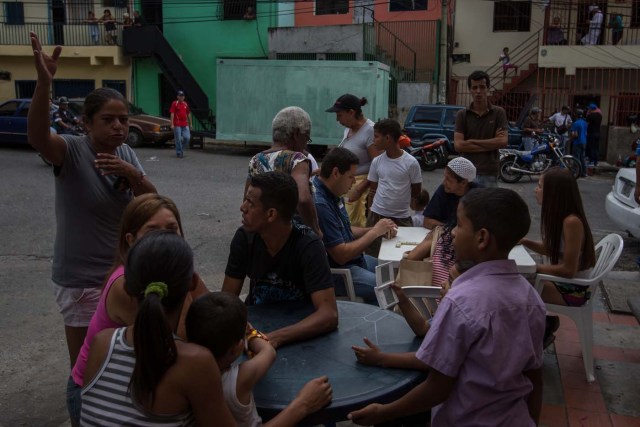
[81,230,236,426]
[27,32,156,371]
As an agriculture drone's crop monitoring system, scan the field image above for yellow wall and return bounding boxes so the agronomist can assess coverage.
[0,53,130,100]
[451,0,546,77]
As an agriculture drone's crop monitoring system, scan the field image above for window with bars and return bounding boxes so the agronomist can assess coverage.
[103,80,126,97]
[15,80,37,98]
[389,0,427,12]
[632,0,640,27]
[4,2,25,25]
[316,0,349,15]
[52,79,96,99]
[67,0,92,23]
[222,0,257,20]
[493,1,531,32]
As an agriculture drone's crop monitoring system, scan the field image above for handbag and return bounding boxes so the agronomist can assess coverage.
[556,116,569,134]
[395,226,443,287]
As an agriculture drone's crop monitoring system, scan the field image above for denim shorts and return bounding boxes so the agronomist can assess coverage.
[553,282,591,306]
[51,281,101,327]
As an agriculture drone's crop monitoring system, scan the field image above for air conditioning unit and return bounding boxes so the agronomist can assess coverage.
[317,53,327,61]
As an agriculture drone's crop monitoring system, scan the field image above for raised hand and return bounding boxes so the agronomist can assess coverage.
[351,337,383,366]
[30,32,62,84]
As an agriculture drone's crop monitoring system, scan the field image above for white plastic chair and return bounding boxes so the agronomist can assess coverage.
[534,233,624,382]
[330,268,360,302]
[374,262,441,320]
[394,286,443,321]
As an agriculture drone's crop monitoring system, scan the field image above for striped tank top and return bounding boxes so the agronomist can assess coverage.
[80,327,195,426]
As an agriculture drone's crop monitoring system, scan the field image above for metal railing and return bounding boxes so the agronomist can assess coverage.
[485,29,542,92]
[0,21,124,46]
[363,21,417,83]
[542,7,640,47]
[542,23,640,46]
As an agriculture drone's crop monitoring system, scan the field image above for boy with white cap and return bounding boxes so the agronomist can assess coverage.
[422,157,479,230]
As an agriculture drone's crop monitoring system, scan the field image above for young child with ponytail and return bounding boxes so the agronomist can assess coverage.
[81,231,235,425]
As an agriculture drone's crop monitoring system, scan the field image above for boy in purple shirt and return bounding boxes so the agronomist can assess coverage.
[349,188,546,426]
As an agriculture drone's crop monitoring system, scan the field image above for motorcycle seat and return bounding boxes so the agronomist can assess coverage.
[514,150,532,156]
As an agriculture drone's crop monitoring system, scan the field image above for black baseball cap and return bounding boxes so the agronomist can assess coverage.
[326,94,361,112]
[177,90,185,96]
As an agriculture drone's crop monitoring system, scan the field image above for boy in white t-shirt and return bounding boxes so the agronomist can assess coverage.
[187,292,332,427]
[353,119,422,255]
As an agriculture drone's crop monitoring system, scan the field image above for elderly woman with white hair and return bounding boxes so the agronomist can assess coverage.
[246,106,321,236]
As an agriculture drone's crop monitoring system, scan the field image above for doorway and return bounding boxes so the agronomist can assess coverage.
[572,95,601,113]
[576,1,607,45]
[159,73,175,118]
[51,0,65,45]
[141,0,163,33]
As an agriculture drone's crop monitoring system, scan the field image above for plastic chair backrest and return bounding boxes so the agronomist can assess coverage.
[590,233,624,281]
[396,286,443,321]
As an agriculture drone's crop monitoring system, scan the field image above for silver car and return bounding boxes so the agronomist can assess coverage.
[605,168,640,237]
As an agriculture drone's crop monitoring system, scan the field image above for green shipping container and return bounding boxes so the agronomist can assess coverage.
[216,59,390,146]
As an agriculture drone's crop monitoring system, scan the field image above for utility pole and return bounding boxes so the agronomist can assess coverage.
[438,0,448,104]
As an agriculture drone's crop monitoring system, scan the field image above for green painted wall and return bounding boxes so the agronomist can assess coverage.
[132,1,277,117]
[133,58,163,116]
[216,60,390,146]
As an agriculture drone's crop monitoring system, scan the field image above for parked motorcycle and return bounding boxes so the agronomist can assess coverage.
[499,133,581,183]
[404,134,449,172]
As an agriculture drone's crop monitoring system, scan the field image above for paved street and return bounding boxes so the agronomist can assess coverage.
[0,143,636,426]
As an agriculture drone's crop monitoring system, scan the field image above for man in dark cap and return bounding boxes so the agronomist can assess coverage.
[169,90,192,158]
[586,103,602,167]
[51,96,80,134]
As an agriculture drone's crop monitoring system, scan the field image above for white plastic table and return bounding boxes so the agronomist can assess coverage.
[378,227,537,274]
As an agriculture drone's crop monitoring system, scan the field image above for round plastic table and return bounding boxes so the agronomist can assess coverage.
[248,300,426,425]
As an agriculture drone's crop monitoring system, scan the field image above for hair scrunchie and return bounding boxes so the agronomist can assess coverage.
[144,281,168,299]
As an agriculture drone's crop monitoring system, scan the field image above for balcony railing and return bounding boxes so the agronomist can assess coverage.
[0,22,124,46]
[541,20,640,46]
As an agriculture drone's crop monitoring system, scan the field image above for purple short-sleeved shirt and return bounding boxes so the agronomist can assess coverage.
[416,260,545,426]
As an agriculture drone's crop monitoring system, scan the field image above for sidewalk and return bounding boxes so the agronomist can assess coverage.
[539,286,640,427]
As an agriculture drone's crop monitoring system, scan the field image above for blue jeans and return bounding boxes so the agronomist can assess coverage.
[173,126,190,156]
[66,375,81,426]
[572,143,587,177]
[334,255,378,305]
[587,134,600,166]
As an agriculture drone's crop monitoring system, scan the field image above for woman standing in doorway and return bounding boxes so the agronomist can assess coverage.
[326,94,382,227]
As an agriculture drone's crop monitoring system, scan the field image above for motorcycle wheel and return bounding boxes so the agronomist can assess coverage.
[560,156,581,179]
[499,157,523,183]
[419,151,442,172]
